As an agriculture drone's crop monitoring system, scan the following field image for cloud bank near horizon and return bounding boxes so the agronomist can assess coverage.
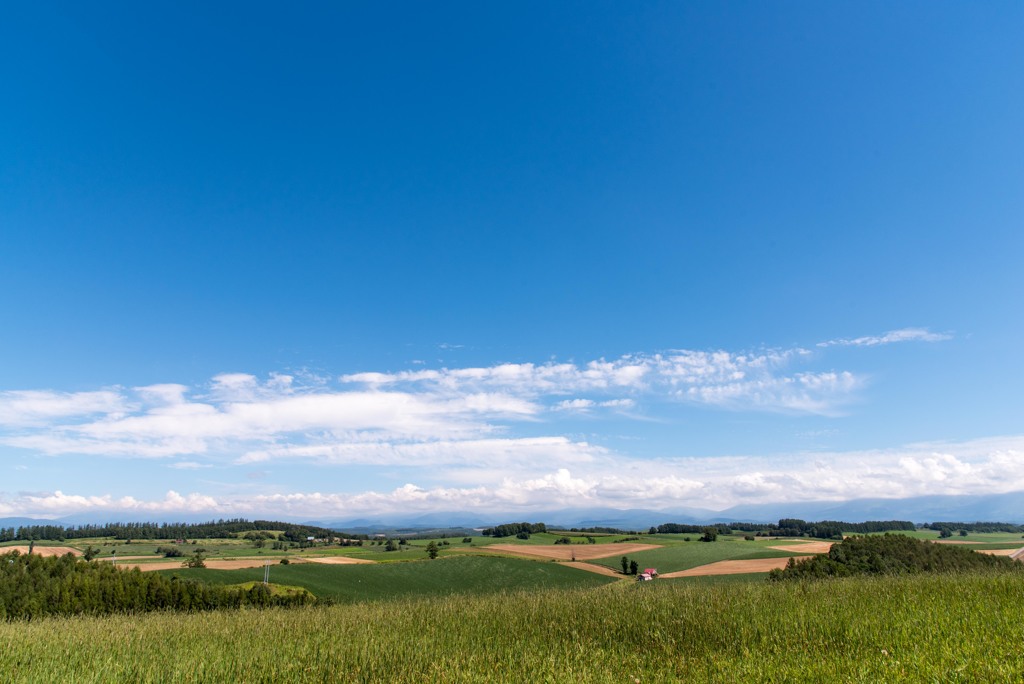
[1,435,1021,519]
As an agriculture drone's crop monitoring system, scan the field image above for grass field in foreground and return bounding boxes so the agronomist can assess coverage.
[160,554,615,602]
[2,572,1022,682]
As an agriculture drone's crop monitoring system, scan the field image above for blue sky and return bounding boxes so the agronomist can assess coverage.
[1,3,1022,520]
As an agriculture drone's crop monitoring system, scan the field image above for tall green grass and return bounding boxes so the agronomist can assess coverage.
[2,572,1021,682]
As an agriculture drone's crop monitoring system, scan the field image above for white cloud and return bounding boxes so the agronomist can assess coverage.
[684,371,862,415]
[168,461,211,470]
[236,436,604,469]
[0,343,871,463]
[818,327,952,348]
[0,390,127,427]
[340,347,856,416]
[4,434,1022,518]
[7,490,221,515]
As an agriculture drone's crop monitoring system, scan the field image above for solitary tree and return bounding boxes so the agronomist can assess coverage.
[426,541,439,559]
[385,539,398,552]
[620,556,629,574]
[183,551,206,569]
[700,528,718,543]
[630,559,639,575]
[83,546,100,561]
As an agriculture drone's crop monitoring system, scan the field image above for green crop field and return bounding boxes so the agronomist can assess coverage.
[2,571,1022,682]
[161,555,615,602]
[588,537,798,574]
[854,529,1024,542]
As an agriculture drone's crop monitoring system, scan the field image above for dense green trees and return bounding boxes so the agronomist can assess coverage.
[655,519,917,539]
[3,519,343,543]
[768,534,1024,581]
[0,551,316,620]
[926,522,1024,534]
[481,523,547,538]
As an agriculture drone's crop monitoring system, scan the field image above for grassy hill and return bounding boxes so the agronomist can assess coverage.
[3,572,1022,681]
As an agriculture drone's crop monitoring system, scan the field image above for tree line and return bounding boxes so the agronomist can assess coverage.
[925,522,1024,534]
[651,519,916,540]
[480,522,547,538]
[768,533,1024,581]
[0,550,317,620]
[0,518,345,543]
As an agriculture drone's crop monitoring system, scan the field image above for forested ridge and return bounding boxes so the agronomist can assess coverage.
[0,551,317,620]
[0,518,340,543]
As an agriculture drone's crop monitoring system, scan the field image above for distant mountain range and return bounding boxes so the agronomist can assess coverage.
[2,491,1021,531]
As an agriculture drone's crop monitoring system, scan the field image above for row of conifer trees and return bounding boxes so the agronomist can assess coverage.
[0,550,316,620]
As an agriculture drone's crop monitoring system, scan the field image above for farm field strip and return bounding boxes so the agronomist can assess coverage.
[660,556,813,578]
[768,541,834,553]
[588,541,797,574]
[559,561,623,577]
[302,556,376,565]
[481,542,660,560]
[977,547,1024,557]
[0,545,80,557]
[125,558,291,572]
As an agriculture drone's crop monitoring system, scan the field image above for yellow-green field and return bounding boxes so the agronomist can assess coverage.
[1,572,1021,682]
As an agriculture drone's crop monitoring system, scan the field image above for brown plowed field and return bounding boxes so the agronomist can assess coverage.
[769,541,834,554]
[304,556,376,565]
[660,556,812,578]
[485,543,660,561]
[560,561,623,577]
[976,548,1020,556]
[1,545,81,557]
[126,558,302,572]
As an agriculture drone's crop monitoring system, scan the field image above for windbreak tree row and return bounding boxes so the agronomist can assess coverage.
[0,551,317,620]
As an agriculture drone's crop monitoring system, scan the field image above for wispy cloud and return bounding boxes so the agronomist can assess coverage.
[0,344,868,465]
[0,390,128,427]
[167,461,212,470]
[341,347,856,414]
[817,327,952,348]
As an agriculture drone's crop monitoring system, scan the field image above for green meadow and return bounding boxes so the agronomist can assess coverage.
[163,555,615,602]
[588,535,798,574]
[2,572,1021,682]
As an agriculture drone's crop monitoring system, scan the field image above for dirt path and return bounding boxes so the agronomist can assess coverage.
[660,556,812,578]
[484,543,660,561]
[0,545,81,557]
[769,541,834,554]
